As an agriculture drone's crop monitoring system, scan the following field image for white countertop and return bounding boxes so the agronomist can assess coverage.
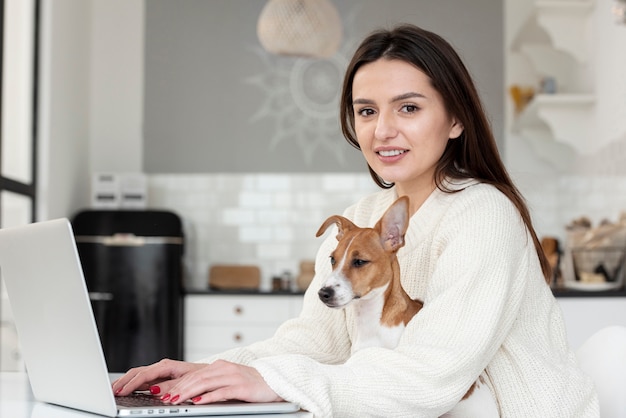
[0,372,312,418]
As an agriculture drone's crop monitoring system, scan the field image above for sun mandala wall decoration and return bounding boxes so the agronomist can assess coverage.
[244,10,360,167]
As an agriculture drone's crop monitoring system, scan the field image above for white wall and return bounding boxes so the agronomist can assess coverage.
[89,0,144,174]
[37,0,92,221]
[37,0,144,221]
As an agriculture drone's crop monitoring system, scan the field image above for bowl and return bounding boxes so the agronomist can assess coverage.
[568,247,626,291]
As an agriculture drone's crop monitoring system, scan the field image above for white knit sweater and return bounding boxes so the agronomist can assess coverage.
[199,182,600,417]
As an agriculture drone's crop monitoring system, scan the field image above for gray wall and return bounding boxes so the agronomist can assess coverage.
[143,0,503,173]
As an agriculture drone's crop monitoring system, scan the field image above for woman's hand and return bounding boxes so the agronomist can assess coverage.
[111,359,283,405]
[112,358,203,396]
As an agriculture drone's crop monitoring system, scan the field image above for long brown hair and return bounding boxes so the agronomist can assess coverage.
[339,24,551,283]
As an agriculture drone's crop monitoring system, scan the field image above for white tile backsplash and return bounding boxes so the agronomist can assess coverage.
[148,173,626,291]
[256,175,291,191]
[239,226,273,243]
[222,208,256,225]
[239,191,274,208]
[148,174,378,290]
[516,174,626,242]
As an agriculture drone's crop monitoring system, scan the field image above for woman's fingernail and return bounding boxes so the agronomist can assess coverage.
[170,395,180,403]
[114,388,122,395]
[149,385,161,395]
[161,393,171,401]
[192,396,202,403]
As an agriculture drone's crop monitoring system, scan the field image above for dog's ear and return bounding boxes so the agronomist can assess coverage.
[378,197,410,252]
[316,215,355,241]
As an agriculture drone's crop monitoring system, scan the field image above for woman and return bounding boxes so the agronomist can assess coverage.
[113,24,599,417]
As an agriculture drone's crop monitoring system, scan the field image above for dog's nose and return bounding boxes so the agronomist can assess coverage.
[318,286,334,302]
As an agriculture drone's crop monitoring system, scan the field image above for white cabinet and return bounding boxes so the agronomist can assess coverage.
[184,293,304,361]
[557,297,626,349]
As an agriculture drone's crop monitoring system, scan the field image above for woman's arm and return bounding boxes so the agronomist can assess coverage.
[194,233,353,366]
[112,232,353,399]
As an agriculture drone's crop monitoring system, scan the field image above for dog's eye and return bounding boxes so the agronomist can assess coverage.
[329,256,336,266]
[352,259,369,268]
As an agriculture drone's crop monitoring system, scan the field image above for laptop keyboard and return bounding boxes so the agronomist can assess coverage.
[116,392,172,407]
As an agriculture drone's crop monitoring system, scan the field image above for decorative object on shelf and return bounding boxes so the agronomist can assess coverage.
[541,236,561,287]
[540,76,557,94]
[508,84,535,114]
[208,264,261,290]
[257,0,342,58]
[296,260,315,291]
[612,0,626,24]
[271,270,295,292]
[281,270,294,291]
[571,247,625,288]
[560,214,626,291]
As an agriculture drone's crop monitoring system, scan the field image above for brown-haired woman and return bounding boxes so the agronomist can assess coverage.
[113,24,599,417]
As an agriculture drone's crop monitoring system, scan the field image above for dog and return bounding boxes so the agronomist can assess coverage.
[316,196,499,418]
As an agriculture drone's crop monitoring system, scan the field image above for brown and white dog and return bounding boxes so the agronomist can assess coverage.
[316,196,499,417]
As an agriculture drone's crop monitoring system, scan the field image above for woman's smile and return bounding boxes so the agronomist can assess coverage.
[376,147,408,159]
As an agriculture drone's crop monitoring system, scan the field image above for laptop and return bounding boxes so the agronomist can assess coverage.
[0,218,301,417]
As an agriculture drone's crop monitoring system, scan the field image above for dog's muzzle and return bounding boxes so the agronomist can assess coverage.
[318,286,334,304]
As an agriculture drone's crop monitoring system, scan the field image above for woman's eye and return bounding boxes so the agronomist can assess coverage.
[357,107,375,117]
[401,104,419,113]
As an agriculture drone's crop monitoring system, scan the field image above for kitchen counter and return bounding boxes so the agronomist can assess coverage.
[186,286,626,298]
[0,372,313,418]
[552,287,626,297]
[185,289,306,296]
[189,287,626,297]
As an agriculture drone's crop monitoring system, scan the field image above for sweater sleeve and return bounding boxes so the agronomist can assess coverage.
[195,230,354,367]
[251,185,535,417]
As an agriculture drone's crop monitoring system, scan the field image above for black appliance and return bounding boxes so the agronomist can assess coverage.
[72,210,184,372]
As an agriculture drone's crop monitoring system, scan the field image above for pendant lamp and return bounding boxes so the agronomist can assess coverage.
[257,0,343,59]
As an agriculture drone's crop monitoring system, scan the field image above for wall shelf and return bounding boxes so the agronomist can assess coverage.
[513,94,595,157]
[510,0,597,157]
[534,93,596,154]
[535,0,594,63]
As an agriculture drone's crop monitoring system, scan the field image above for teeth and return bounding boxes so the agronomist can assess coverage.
[378,150,405,157]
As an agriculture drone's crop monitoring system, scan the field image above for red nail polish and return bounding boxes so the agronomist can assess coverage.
[192,396,202,403]
[149,385,161,395]
[171,395,180,403]
[114,388,122,395]
[161,393,171,401]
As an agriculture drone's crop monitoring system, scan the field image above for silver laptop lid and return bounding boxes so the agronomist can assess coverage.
[0,218,118,416]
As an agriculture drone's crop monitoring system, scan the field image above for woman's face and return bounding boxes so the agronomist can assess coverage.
[351,58,463,196]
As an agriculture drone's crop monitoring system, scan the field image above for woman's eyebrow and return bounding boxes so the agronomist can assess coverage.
[352,98,374,106]
[391,92,426,102]
[352,92,426,106]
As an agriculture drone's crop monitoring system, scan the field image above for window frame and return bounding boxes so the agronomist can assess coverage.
[0,0,39,225]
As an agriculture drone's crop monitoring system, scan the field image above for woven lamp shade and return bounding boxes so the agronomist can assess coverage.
[257,0,343,58]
